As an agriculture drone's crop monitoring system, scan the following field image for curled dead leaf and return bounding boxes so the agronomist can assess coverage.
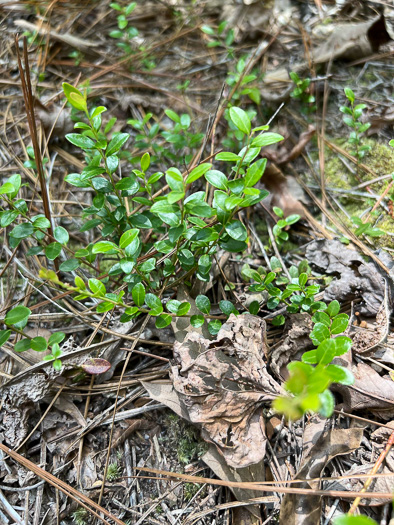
[170,314,284,468]
[81,358,111,375]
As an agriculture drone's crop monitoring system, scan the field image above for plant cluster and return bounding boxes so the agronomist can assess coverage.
[72,508,89,525]
[0,82,356,422]
[127,109,204,164]
[201,21,235,58]
[108,2,139,55]
[272,206,301,246]
[242,260,354,419]
[164,414,207,465]
[351,215,384,239]
[340,87,371,162]
[0,83,283,360]
[106,461,121,481]
[226,56,261,105]
[289,71,316,114]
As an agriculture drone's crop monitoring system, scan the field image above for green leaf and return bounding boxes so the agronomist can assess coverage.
[224,195,243,211]
[331,313,349,334]
[318,389,335,418]
[59,258,79,271]
[334,515,377,525]
[301,350,318,364]
[92,241,120,254]
[106,133,130,156]
[165,167,184,192]
[141,152,150,172]
[0,330,11,347]
[31,336,48,352]
[178,249,195,270]
[326,300,340,318]
[75,276,86,290]
[244,158,267,187]
[132,282,145,307]
[32,216,51,229]
[91,106,107,118]
[15,339,32,352]
[48,332,65,346]
[165,109,180,123]
[62,83,87,111]
[27,246,43,257]
[326,364,354,386]
[88,278,106,296]
[1,210,19,227]
[5,305,31,326]
[316,339,336,365]
[334,336,352,356]
[155,314,172,328]
[251,132,283,147]
[65,133,95,149]
[229,107,251,135]
[219,238,247,253]
[201,25,215,35]
[344,87,355,104]
[227,179,245,195]
[10,222,34,239]
[177,302,191,316]
[208,319,221,335]
[0,182,15,195]
[150,200,181,226]
[119,229,139,249]
[54,226,69,244]
[166,300,181,314]
[198,254,211,275]
[204,170,228,190]
[310,322,330,345]
[225,220,247,241]
[195,295,211,314]
[7,174,21,197]
[285,214,300,225]
[298,273,308,287]
[248,300,260,315]
[145,294,163,315]
[190,314,205,328]
[97,301,115,313]
[139,258,156,273]
[164,191,183,205]
[45,242,62,260]
[116,177,139,193]
[219,300,238,316]
[215,152,241,162]
[186,163,212,184]
[53,359,63,371]
[184,192,213,217]
[312,311,330,327]
[272,314,285,326]
[65,173,92,188]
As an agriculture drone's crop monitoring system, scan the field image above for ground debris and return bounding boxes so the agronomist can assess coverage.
[279,416,363,525]
[306,239,393,316]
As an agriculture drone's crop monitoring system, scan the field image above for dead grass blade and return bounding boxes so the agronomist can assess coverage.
[137,467,394,500]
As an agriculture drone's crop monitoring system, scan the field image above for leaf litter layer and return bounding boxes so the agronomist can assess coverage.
[0,1,394,524]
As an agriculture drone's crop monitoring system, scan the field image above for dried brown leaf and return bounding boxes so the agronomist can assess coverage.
[171,314,283,468]
[334,361,394,417]
[280,416,363,525]
[324,464,394,506]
